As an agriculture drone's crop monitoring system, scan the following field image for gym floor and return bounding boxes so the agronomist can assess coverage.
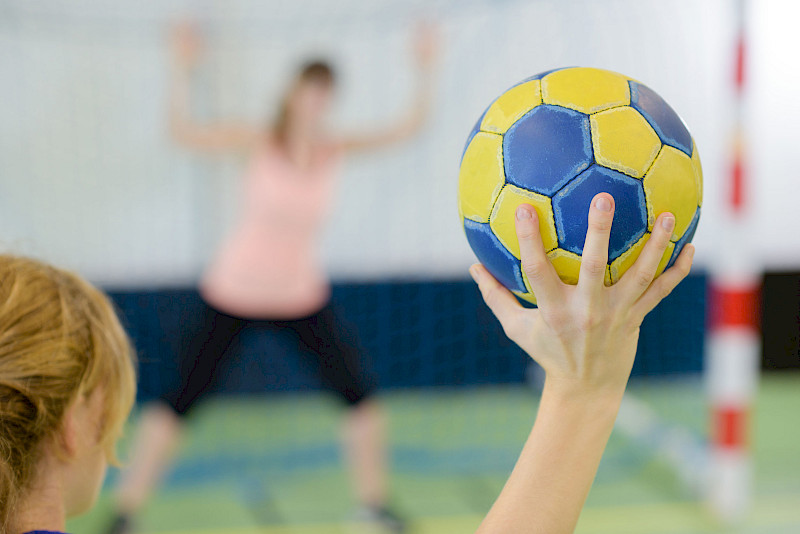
[70,373,800,534]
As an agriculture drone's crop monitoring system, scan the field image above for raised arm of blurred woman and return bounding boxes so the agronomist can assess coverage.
[168,22,261,153]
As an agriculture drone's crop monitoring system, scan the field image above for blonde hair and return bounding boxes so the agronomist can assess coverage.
[0,255,136,528]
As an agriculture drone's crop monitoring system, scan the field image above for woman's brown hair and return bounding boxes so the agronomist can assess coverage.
[273,60,335,146]
[0,255,136,529]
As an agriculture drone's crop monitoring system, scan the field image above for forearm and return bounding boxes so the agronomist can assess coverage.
[477,382,624,534]
[407,68,433,130]
[167,64,256,152]
[396,67,434,140]
[340,67,432,152]
[168,64,194,141]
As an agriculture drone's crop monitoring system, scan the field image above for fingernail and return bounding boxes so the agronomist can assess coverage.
[469,265,481,283]
[516,205,532,220]
[661,215,675,232]
[595,197,611,212]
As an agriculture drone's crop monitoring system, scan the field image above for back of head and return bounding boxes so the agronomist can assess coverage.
[298,60,335,87]
[0,255,136,530]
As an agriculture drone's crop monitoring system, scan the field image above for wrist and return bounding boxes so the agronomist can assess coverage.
[541,377,626,411]
[415,62,434,76]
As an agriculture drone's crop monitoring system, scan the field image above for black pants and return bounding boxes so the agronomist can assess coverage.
[163,300,375,417]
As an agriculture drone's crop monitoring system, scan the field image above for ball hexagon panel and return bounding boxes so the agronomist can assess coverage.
[515,269,538,305]
[546,248,612,286]
[513,67,568,87]
[629,81,693,157]
[463,107,488,160]
[458,132,505,223]
[480,80,543,135]
[542,67,631,114]
[512,290,537,305]
[463,218,527,293]
[489,184,558,260]
[547,248,582,285]
[609,232,674,284]
[691,140,703,206]
[642,145,699,240]
[666,207,700,269]
[553,165,648,262]
[590,106,661,178]
[503,105,593,196]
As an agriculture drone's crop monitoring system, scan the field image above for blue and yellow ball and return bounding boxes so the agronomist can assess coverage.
[458,67,702,303]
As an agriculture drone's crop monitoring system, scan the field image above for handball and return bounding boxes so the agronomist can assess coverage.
[458,67,702,303]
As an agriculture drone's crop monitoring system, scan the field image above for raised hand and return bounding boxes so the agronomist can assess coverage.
[470,193,694,397]
[171,21,203,69]
[474,193,695,534]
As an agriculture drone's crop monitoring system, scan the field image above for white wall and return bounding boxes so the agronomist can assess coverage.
[1,0,792,286]
[747,0,800,271]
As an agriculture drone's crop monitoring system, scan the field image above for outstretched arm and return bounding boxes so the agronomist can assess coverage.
[338,23,438,153]
[168,23,260,153]
[473,195,695,534]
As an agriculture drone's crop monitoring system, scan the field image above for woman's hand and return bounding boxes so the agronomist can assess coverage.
[171,22,203,69]
[474,193,695,534]
[412,21,439,72]
[470,193,695,398]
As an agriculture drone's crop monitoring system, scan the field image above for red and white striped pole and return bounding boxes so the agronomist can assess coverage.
[706,0,760,522]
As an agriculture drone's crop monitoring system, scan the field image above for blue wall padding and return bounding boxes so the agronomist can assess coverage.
[109,274,706,404]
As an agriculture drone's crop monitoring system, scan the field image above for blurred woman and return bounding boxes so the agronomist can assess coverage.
[0,255,136,533]
[106,23,436,533]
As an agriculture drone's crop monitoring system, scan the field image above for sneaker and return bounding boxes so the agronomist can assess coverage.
[352,505,407,533]
[104,513,133,534]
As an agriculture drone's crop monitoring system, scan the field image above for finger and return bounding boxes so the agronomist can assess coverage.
[470,264,524,334]
[631,244,695,320]
[577,193,615,295]
[616,212,675,304]
[515,204,562,307]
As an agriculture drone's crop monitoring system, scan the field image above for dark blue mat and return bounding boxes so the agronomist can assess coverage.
[108,274,706,403]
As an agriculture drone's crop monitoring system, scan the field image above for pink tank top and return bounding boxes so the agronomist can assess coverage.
[201,140,342,319]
